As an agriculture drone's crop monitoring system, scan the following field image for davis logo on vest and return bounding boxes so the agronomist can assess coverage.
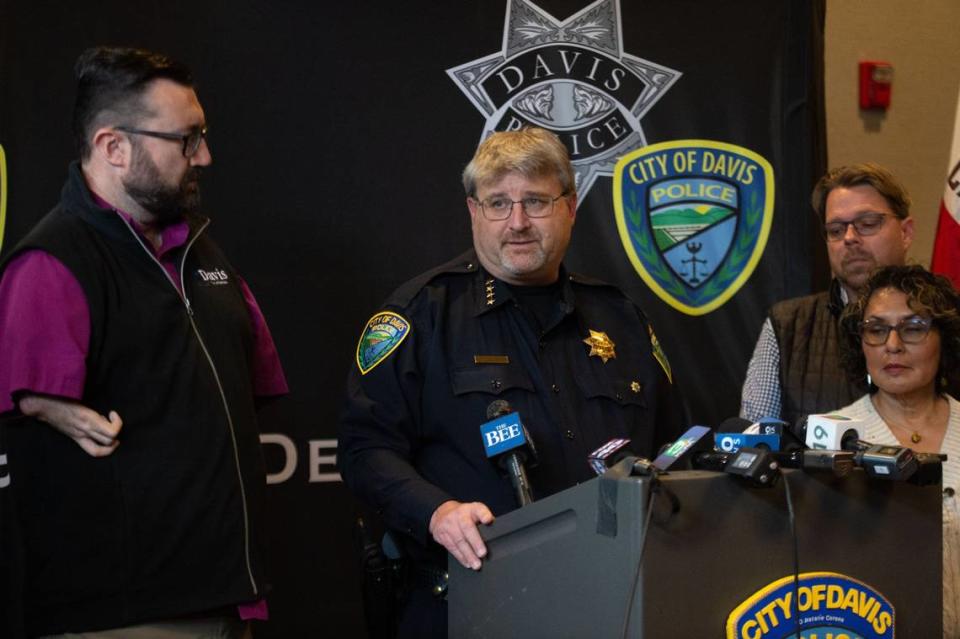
[613,140,774,316]
[447,0,680,199]
[195,268,230,286]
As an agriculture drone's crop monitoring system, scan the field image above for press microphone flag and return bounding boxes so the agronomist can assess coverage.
[804,414,864,450]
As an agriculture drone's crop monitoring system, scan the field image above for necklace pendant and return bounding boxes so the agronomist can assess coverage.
[911,432,922,444]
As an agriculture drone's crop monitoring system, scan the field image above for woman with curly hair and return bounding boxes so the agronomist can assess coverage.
[837,264,960,636]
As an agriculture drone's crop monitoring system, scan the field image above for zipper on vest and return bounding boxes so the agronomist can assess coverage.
[118,215,259,596]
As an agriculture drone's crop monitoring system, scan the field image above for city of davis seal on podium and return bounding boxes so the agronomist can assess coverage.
[613,140,774,315]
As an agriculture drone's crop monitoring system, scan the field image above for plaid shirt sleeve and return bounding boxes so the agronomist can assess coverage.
[740,317,782,421]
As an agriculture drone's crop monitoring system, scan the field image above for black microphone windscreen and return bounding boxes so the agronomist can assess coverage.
[718,416,752,432]
[791,415,809,443]
[486,399,512,420]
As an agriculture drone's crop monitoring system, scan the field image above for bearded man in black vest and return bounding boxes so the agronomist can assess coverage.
[740,163,914,427]
[0,47,287,638]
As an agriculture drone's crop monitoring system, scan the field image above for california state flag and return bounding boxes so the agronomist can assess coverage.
[931,85,960,288]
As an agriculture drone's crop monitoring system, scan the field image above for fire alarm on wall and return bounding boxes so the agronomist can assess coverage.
[859,61,893,110]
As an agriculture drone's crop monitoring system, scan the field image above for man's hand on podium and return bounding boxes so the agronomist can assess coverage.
[429,500,495,570]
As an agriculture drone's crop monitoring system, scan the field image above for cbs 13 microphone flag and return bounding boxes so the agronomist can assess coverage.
[931,83,960,288]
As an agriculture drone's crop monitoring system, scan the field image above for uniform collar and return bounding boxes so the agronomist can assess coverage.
[471,256,576,318]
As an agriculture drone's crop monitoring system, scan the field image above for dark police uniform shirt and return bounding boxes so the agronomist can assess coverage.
[338,250,682,562]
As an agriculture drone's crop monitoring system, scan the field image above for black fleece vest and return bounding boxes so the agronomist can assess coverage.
[769,281,865,426]
[1,163,267,635]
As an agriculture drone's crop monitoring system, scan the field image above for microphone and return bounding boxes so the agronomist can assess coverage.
[652,425,714,471]
[723,447,781,487]
[801,413,919,480]
[588,438,635,475]
[756,416,790,436]
[689,446,782,487]
[714,431,781,453]
[715,416,784,452]
[719,416,752,433]
[801,449,856,477]
[480,400,536,507]
[853,444,919,481]
[804,414,864,450]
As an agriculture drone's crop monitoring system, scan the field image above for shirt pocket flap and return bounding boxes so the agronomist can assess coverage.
[576,373,646,407]
[451,365,535,396]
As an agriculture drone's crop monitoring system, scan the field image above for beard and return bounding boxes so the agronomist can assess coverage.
[122,144,202,225]
[837,249,878,293]
[500,240,547,277]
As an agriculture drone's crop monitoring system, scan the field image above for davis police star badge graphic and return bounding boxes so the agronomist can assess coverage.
[614,139,775,316]
[447,0,681,199]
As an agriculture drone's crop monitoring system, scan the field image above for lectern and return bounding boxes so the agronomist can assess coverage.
[448,469,941,638]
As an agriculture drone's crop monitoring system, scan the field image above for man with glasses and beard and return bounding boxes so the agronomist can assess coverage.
[740,163,915,427]
[338,128,682,638]
[0,47,287,638]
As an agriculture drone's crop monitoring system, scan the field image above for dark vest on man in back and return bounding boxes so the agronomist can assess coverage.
[769,279,866,428]
[0,163,268,635]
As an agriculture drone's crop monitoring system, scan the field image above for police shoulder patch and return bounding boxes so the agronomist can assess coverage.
[648,325,672,384]
[356,311,411,375]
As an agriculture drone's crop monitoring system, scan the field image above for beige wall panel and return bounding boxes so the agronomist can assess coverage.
[825,0,960,266]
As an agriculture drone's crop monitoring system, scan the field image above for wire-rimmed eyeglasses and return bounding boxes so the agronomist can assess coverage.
[473,192,568,221]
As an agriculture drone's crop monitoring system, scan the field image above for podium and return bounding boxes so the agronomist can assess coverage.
[448,469,942,638]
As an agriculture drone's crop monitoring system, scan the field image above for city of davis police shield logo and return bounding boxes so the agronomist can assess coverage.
[614,140,774,315]
[356,311,411,375]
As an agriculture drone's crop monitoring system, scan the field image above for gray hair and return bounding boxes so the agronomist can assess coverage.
[462,128,576,197]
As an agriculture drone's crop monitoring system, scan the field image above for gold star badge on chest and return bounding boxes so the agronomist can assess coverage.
[583,329,616,363]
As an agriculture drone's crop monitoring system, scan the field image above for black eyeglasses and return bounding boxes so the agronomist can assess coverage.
[116,125,208,157]
[823,212,890,242]
[473,192,568,221]
[859,316,933,346]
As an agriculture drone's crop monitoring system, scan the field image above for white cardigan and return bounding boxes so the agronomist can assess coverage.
[836,394,960,637]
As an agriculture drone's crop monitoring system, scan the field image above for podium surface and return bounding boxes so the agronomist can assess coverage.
[449,469,941,638]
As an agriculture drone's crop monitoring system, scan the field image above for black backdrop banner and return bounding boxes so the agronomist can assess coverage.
[0,0,825,636]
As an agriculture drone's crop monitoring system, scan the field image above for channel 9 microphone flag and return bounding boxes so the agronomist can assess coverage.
[931,83,960,288]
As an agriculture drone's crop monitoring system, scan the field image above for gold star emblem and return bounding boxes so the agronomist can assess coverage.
[630,381,642,393]
[583,330,616,363]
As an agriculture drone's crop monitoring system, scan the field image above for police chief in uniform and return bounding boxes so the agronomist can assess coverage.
[337,127,683,638]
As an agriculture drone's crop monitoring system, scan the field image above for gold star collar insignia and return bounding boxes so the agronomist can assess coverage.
[583,329,616,363]
[485,278,496,306]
